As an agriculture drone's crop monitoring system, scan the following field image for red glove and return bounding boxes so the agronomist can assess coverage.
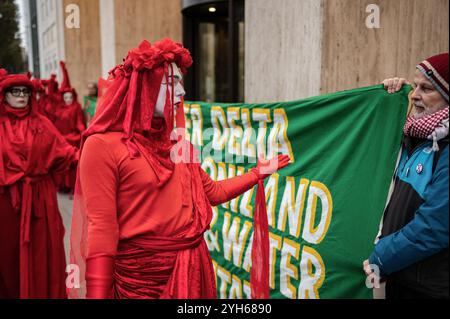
[85,255,115,299]
[252,154,291,180]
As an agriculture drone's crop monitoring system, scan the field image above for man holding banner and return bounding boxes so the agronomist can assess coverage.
[365,53,449,299]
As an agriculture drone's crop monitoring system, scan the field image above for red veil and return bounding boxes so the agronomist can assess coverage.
[0,69,76,298]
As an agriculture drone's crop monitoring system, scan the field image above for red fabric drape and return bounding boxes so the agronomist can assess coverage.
[0,100,78,298]
[112,161,216,299]
[251,180,270,298]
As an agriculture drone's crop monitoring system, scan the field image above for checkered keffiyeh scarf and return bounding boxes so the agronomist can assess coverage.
[403,106,449,151]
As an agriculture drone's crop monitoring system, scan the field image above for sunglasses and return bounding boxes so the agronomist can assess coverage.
[7,88,31,97]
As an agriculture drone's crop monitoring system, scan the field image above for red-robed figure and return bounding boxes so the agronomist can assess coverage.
[0,69,78,298]
[40,74,60,121]
[31,78,46,115]
[53,61,86,192]
[69,38,290,299]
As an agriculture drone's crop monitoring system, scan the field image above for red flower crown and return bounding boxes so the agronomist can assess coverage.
[109,38,193,79]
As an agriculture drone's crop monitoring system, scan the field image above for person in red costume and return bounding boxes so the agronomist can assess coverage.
[40,74,60,121]
[53,61,86,193]
[68,38,290,299]
[31,78,46,115]
[0,69,79,299]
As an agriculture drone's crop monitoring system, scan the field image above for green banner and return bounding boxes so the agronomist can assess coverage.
[184,84,410,299]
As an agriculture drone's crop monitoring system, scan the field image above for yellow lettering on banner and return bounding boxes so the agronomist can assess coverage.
[183,103,191,142]
[265,174,279,228]
[267,109,295,160]
[210,206,218,228]
[229,166,245,213]
[239,180,254,218]
[217,266,231,299]
[241,108,256,158]
[222,213,252,267]
[227,164,237,212]
[298,246,325,299]
[302,181,333,244]
[211,106,229,151]
[269,233,282,289]
[242,233,253,272]
[252,108,271,158]
[277,178,309,237]
[204,207,220,252]
[243,280,251,299]
[280,238,300,299]
[190,104,203,146]
[217,162,229,209]
[212,260,218,278]
[227,107,243,156]
[201,157,217,180]
[229,275,243,299]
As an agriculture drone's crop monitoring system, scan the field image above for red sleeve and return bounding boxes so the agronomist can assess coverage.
[40,115,78,174]
[80,135,119,298]
[199,166,259,206]
[80,135,120,258]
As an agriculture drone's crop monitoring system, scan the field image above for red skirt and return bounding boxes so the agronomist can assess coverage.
[112,231,217,299]
[0,189,20,298]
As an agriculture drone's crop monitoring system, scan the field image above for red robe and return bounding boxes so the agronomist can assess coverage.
[52,101,85,190]
[78,132,259,298]
[0,103,78,298]
[69,39,276,299]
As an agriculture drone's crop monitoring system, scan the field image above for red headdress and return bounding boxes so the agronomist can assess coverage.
[83,38,193,181]
[59,61,78,100]
[0,69,33,100]
[86,39,192,136]
[0,68,35,111]
[31,78,45,93]
[41,73,59,97]
[97,77,108,99]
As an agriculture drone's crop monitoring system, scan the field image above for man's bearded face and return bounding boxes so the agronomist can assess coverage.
[411,70,447,119]
[154,63,186,118]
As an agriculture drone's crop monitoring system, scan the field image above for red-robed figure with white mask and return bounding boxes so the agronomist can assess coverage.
[52,61,86,192]
[0,69,78,298]
[69,38,290,299]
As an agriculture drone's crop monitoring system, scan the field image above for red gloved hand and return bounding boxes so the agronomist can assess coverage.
[85,255,115,299]
[252,154,291,180]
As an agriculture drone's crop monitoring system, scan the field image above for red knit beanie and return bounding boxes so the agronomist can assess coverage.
[416,52,449,102]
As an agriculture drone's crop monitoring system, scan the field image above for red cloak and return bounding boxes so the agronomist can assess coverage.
[0,70,78,298]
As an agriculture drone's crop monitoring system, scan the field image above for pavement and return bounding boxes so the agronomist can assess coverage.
[57,192,74,265]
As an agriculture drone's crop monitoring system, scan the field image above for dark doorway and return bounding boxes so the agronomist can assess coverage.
[182,0,244,103]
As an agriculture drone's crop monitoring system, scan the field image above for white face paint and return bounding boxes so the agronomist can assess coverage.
[5,86,30,109]
[63,92,74,105]
[154,63,186,118]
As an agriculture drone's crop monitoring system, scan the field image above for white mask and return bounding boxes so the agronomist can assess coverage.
[5,86,30,109]
[154,63,186,118]
[63,92,74,105]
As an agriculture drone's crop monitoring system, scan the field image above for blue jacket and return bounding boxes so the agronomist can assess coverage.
[369,137,449,297]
